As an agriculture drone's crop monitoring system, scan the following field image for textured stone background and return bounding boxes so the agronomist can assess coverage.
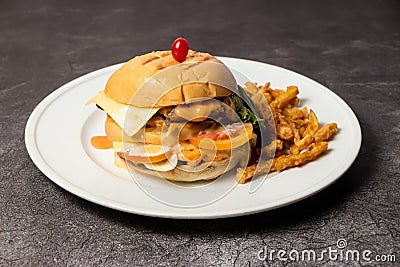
[1,0,399,266]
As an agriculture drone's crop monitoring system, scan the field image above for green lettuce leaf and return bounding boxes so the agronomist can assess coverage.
[229,92,264,128]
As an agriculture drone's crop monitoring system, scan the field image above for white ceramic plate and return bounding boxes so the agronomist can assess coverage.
[25,57,361,219]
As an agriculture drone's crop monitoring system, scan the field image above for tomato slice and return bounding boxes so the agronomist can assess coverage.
[117,143,171,163]
[189,123,253,150]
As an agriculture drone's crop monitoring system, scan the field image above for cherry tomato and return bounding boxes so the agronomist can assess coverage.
[171,37,189,62]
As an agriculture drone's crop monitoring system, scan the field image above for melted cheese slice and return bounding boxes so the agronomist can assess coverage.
[112,141,132,153]
[112,141,178,172]
[112,141,169,155]
[87,91,159,136]
[143,154,178,172]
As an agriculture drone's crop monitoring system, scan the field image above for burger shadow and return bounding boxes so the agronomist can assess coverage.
[82,120,375,235]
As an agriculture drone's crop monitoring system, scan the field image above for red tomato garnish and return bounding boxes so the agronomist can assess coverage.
[195,131,230,141]
[171,37,189,62]
[189,123,253,150]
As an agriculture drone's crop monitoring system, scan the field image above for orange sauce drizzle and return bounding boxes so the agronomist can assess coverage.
[91,136,113,149]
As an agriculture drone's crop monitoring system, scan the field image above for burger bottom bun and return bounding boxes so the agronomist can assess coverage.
[126,152,245,182]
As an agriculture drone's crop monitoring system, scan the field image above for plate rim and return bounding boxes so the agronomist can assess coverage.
[25,56,362,219]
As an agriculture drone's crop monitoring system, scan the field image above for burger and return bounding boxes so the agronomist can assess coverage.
[88,49,262,182]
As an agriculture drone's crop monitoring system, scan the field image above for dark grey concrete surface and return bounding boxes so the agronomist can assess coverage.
[1,0,399,266]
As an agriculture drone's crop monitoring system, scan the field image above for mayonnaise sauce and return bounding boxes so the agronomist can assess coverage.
[173,100,223,121]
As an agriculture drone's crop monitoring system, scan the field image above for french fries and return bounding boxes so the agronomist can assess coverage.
[237,83,338,183]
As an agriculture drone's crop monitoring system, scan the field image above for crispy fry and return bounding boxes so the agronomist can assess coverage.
[314,123,338,141]
[237,159,273,184]
[274,150,286,158]
[237,141,328,182]
[257,82,270,94]
[235,82,338,183]
[303,109,319,137]
[293,119,308,126]
[269,89,285,99]
[270,86,299,110]
[277,113,294,140]
[275,139,284,151]
[301,106,308,117]
[263,92,273,103]
[288,97,300,107]
[283,107,306,120]
[298,125,306,137]
[294,134,314,150]
[277,125,293,141]
[271,142,328,172]
[290,144,300,155]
